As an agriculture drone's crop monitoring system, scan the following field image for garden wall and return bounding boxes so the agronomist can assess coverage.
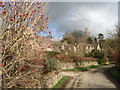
[39,60,98,88]
[39,71,63,88]
[57,61,98,69]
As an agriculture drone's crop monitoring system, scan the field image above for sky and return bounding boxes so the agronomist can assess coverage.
[48,2,118,40]
[0,1,118,41]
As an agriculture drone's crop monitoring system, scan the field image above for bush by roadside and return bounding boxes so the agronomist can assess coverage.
[108,66,120,81]
[86,49,105,64]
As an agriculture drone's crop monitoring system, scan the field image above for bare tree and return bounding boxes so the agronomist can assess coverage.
[0,1,52,88]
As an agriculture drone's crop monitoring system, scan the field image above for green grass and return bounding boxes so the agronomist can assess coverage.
[108,66,120,80]
[63,65,102,71]
[53,76,70,89]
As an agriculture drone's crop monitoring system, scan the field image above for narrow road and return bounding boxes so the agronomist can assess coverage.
[63,64,120,89]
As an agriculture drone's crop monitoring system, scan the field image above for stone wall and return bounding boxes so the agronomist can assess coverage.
[80,61,98,67]
[40,71,63,88]
[39,60,98,88]
[58,62,77,69]
[57,61,98,70]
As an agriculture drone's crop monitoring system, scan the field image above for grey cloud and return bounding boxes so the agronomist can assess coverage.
[49,2,118,37]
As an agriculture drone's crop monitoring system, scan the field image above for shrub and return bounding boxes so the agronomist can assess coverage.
[55,54,71,62]
[108,66,120,80]
[88,49,105,64]
[87,37,93,44]
[96,58,105,64]
[43,58,59,73]
[89,49,104,58]
[70,56,81,62]
[112,51,120,66]
[45,51,60,57]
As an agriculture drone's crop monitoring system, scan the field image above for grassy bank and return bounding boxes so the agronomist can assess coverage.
[63,65,104,71]
[53,76,70,88]
[108,66,120,80]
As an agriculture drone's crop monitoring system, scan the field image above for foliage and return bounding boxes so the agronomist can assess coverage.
[87,49,105,64]
[98,33,104,48]
[102,38,118,51]
[55,54,72,62]
[70,56,82,67]
[45,51,60,57]
[108,66,120,80]
[43,58,59,73]
[87,37,93,44]
[88,49,104,58]
[96,58,105,64]
[70,56,81,62]
[101,26,119,65]
[101,26,119,51]
[112,51,120,66]
[98,33,104,41]
[94,37,97,42]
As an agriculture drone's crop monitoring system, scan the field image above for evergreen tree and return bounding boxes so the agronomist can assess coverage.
[98,33,104,42]
[98,33,104,48]
[94,37,97,42]
[87,37,93,44]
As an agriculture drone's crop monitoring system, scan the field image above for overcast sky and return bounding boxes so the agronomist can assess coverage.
[48,2,118,40]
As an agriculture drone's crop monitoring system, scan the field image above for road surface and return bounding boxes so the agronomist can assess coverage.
[62,64,119,89]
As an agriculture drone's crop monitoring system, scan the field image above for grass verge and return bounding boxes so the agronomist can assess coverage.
[53,76,70,89]
[108,66,120,80]
[63,65,104,71]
